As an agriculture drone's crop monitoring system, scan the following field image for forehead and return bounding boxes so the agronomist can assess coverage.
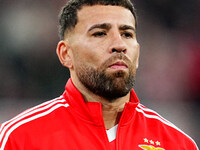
[76,5,136,30]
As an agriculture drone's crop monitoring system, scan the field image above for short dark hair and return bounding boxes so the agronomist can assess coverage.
[58,0,137,40]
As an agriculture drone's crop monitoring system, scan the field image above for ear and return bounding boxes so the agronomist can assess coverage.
[56,40,73,69]
[136,43,140,69]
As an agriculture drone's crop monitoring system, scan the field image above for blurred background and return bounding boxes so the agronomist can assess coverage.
[0,0,199,147]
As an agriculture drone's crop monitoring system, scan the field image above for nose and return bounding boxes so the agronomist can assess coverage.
[109,33,127,54]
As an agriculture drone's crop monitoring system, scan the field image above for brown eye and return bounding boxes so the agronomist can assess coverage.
[92,31,106,37]
[122,32,133,38]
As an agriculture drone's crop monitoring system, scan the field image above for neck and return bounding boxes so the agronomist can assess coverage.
[72,76,130,129]
[100,94,130,129]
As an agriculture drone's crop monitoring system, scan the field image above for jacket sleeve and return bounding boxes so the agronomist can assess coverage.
[0,124,20,150]
[189,138,199,150]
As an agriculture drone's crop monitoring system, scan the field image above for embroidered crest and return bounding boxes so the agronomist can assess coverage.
[139,145,165,150]
[138,138,165,150]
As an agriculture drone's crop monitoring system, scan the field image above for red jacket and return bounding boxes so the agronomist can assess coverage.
[0,79,198,150]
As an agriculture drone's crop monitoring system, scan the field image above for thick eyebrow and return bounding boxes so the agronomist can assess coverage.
[88,23,112,32]
[119,25,136,33]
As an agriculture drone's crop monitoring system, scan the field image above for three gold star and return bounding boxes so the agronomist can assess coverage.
[143,138,161,146]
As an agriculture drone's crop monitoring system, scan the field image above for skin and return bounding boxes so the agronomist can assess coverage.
[57,5,140,129]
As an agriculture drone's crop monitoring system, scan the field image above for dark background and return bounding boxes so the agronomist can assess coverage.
[0,0,199,147]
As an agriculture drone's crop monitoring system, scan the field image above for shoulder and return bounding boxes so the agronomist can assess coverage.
[135,103,198,149]
[0,96,69,149]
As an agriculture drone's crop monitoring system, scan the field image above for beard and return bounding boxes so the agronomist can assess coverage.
[76,53,136,102]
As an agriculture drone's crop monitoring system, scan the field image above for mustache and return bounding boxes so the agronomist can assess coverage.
[100,53,131,69]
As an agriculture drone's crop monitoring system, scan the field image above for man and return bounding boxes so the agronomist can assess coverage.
[0,0,198,149]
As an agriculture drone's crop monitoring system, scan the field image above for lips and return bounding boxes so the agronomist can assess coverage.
[109,61,128,70]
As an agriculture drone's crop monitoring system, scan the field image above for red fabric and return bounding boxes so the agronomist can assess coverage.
[0,79,198,150]
[109,139,116,150]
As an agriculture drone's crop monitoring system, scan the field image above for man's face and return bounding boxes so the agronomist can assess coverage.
[67,5,139,101]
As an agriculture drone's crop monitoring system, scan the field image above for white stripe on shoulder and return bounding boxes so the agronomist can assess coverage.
[136,103,198,149]
[0,96,65,136]
[0,95,63,133]
[0,96,68,149]
[0,102,69,150]
[137,104,170,123]
[106,124,118,142]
